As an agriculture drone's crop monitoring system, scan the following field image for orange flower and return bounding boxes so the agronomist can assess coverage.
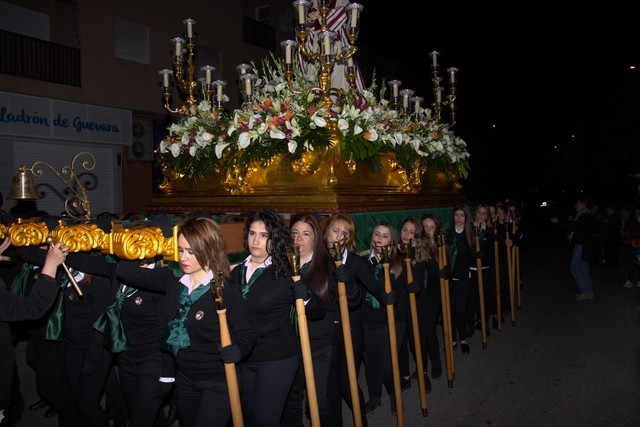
[307,105,316,115]
[263,99,272,109]
[363,131,372,141]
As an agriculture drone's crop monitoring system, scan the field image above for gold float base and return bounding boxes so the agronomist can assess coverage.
[148,153,466,213]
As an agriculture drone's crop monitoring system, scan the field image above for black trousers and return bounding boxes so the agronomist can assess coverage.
[65,342,113,427]
[36,340,83,426]
[362,320,406,399]
[328,319,367,427]
[119,354,172,427]
[241,354,298,427]
[449,278,470,342]
[282,344,333,427]
[174,370,230,427]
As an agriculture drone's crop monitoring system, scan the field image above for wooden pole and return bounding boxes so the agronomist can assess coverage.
[381,247,404,426]
[514,219,522,311]
[211,275,244,427]
[474,228,488,350]
[402,244,428,417]
[290,247,320,427]
[505,231,516,326]
[437,234,455,388]
[493,228,502,331]
[331,243,363,427]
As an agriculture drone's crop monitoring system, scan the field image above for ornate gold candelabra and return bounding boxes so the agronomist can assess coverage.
[287,0,364,110]
[158,18,228,113]
[8,151,96,221]
[429,51,458,127]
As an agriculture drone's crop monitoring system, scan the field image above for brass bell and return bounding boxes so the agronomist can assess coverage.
[8,166,39,200]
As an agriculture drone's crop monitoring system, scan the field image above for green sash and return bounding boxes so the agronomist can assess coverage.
[92,285,137,352]
[162,283,211,356]
[240,264,266,301]
[44,274,72,341]
[364,259,383,309]
[448,230,463,268]
[10,263,34,296]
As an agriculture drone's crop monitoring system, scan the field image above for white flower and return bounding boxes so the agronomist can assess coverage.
[354,124,363,136]
[238,132,252,149]
[288,140,298,153]
[215,142,230,159]
[270,128,286,139]
[338,119,349,132]
[169,143,181,157]
[311,112,327,128]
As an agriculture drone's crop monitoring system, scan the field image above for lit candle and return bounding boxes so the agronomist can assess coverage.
[350,8,358,28]
[298,3,306,25]
[431,52,438,67]
[323,35,331,55]
[414,99,421,113]
[217,84,223,102]
[244,78,252,95]
[186,21,193,38]
[449,69,456,83]
[175,39,182,56]
[163,73,170,88]
[393,84,398,97]
[285,44,292,64]
[436,89,442,104]
[403,93,409,109]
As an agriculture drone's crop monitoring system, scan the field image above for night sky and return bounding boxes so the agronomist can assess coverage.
[353,2,640,210]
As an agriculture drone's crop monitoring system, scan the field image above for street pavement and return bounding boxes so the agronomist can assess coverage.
[11,223,640,426]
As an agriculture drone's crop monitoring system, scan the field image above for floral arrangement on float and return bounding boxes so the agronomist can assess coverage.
[157,56,470,189]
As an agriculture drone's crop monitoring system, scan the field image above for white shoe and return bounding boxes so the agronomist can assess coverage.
[623,280,634,288]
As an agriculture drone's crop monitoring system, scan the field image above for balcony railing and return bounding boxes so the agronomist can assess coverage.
[0,30,81,87]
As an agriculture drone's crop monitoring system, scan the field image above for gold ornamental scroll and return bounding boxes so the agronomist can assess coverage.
[0,220,179,262]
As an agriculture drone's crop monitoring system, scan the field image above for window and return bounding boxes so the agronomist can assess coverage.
[115,16,149,64]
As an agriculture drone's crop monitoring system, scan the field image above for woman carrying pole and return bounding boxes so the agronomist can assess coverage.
[115,216,256,427]
[446,205,474,354]
[323,214,366,427]
[324,214,390,422]
[398,217,428,416]
[229,210,304,427]
[361,222,405,420]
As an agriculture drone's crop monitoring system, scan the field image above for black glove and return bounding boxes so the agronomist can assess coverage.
[148,213,174,238]
[292,280,310,301]
[80,362,98,376]
[219,344,241,364]
[475,250,484,259]
[333,264,350,283]
[406,280,420,294]
[380,289,397,305]
[439,265,452,280]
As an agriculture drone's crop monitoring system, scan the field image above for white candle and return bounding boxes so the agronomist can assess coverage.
[175,40,182,56]
[187,22,193,38]
[163,73,169,88]
[347,56,354,67]
[414,99,420,112]
[350,8,358,28]
[298,4,305,24]
[323,36,331,55]
[436,89,442,103]
[403,94,409,109]
[217,84,223,102]
[244,78,252,95]
[393,84,398,97]
[431,53,438,67]
[450,70,456,83]
[285,44,292,64]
